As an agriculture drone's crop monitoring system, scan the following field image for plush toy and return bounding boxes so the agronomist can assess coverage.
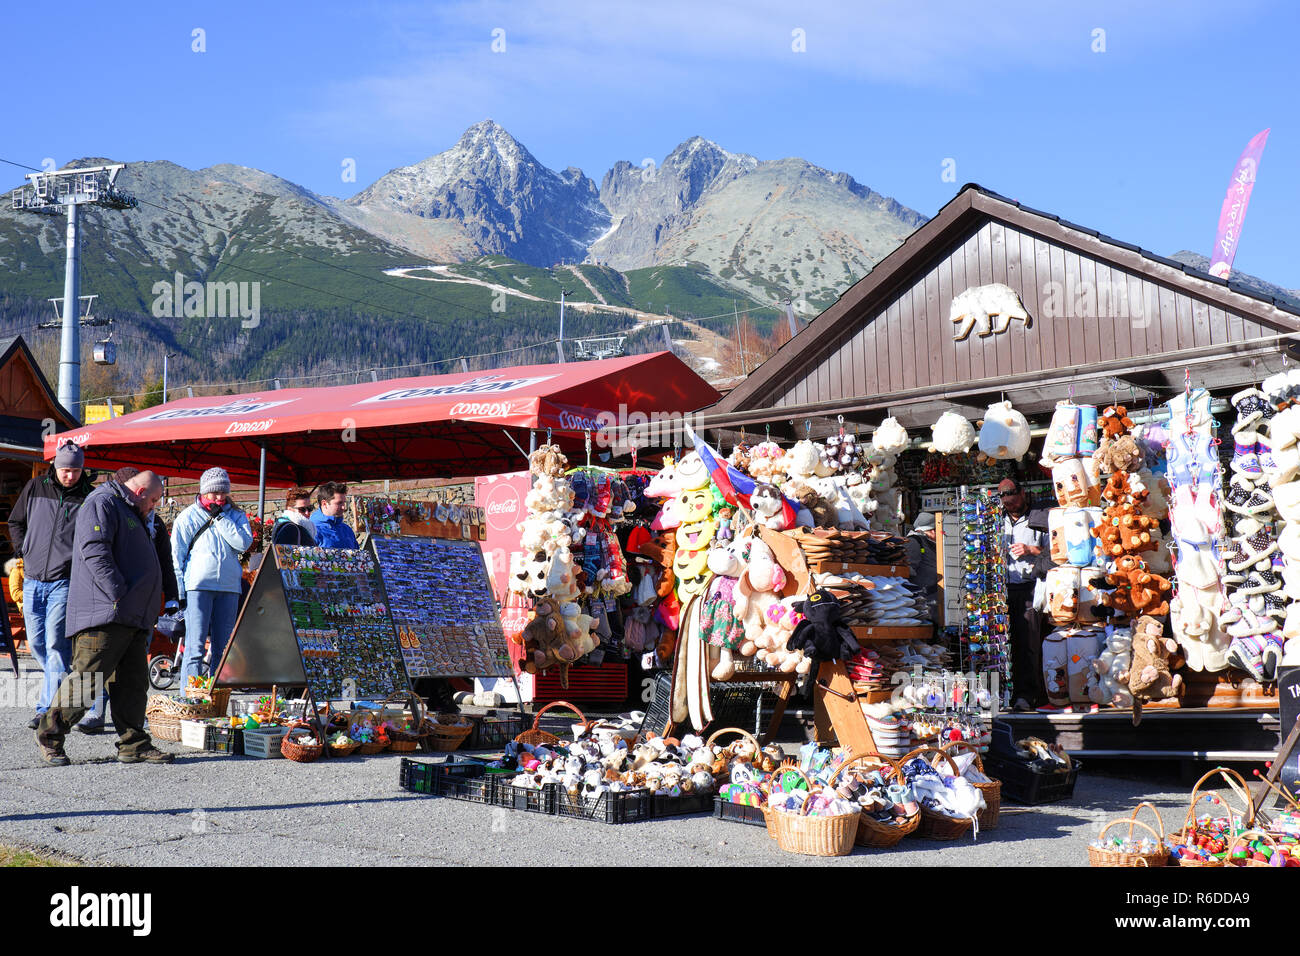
[1091,625,1134,709]
[1099,405,1134,438]
[1127,615,1184,724]
[1052,458,1100,507]
[823,433,861,470]
[1128,469,1170,519]
[751,482,794,530]
[778,439,819,485]
[1093,433,1144,477]
[1100,556,1171,618]
[872,417,909,456]
[675,451,712,491]
[976,400,1031,462]
[734,537,788,651]
[929,411,977,455]
[529,443,570,478]
[747,442,786,482]
[785,479,836,529]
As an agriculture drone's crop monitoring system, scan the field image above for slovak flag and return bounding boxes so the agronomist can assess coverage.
[685,425,798,528]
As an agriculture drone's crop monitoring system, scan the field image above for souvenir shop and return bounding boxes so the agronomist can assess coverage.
[688,183,1300,763]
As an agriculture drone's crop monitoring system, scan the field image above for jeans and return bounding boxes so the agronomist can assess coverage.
[23,578,70,714]
[37,624,152,755]
[180,589,239,690]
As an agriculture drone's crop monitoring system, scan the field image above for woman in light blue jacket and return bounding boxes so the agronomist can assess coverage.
[171,468,253,690]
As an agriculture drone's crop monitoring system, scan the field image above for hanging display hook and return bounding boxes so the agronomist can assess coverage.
[804,419,812,439]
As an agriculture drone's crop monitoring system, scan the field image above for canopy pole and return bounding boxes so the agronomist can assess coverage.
[502,428,530,465]
[257,445,267,543]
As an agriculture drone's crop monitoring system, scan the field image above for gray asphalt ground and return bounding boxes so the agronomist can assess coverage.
[0,663,1262,866]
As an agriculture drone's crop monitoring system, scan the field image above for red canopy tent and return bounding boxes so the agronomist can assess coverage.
[43,352,719,486]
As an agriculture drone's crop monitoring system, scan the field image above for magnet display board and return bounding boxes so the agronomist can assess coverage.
[369,535,514,679]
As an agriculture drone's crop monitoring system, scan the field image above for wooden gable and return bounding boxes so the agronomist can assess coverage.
[708,186,1300,431]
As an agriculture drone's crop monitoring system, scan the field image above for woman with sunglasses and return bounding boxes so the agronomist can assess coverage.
[271,488,317,547]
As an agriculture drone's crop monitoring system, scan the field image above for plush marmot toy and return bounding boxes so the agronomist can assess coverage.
[529,443,570,479]
[1127,615,1184,725]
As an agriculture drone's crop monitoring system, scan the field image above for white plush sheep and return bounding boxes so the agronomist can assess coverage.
[977,400,1031,461]
[929,411,977,455]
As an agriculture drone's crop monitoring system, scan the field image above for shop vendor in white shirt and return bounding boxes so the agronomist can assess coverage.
[999,477,1050,712]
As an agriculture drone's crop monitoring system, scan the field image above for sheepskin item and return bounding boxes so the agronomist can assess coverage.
[872,417,909,456]
[930,411,977,455]
[977,401,1031,460]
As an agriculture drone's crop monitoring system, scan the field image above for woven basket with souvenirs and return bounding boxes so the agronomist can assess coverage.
[768,789,861,857]
[829,752,919,848]
[941,740,1001,830]
[901,747,975,841]
[146,694,221,741]
[421,714,475,752]
[1169,767,1253,867]
[1088,802,1169,867]
[281,722,323,763]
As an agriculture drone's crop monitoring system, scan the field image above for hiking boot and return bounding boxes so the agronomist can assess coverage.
[118,745,174,764]
[34,733,70,767]
[75,720,106,735]
[27,715,41,731]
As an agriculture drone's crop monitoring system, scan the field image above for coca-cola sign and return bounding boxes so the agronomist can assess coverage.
[483,481,522,533]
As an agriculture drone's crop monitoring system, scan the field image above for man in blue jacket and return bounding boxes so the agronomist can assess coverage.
[310,481,358,549]
[9,441,95,731]
[35,471,169,765]
[171,467,253,690]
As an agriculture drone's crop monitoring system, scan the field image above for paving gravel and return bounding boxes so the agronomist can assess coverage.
[0,664,1249,867]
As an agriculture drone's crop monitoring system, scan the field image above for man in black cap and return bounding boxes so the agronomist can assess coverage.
[905,512,941,629]
[999,477,1050,711]
[8,441,95,731]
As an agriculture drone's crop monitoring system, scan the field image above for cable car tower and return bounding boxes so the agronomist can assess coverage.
[12,164,136,420]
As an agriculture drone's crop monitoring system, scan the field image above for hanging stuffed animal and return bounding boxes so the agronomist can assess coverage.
[929,410,977,455]
[872,417,909,456]
[976,401,1031,463]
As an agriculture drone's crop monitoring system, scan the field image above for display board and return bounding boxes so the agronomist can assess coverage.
[275,545,409,701]
[370,535,514,679]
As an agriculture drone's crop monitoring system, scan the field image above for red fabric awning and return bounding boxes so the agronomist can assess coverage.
[44,352,718,486]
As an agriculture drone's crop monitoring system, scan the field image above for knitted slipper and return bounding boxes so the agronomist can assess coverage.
[1227,635,1268,680]
[1227,528,1278,572]
[1222,479,1257,512]
[1262,636,1285,681]
[1237,567,1282,595]
[1232,388,1273,428]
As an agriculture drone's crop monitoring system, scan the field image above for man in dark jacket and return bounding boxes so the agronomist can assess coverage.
[35,471,170,765]
[74,467,182,732]
[8,441,95,731]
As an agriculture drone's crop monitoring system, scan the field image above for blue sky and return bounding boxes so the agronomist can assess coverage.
[5,0,1298,286]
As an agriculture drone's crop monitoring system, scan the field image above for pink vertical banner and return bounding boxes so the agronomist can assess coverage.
[1209,128,1270,279]
[474,470,531,603]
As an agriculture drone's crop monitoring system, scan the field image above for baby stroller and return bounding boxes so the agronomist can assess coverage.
[147,608,185,690]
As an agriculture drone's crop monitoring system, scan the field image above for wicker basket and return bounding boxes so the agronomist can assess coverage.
[422,714,475,752]
[146,694,219,742]
[183,684,232,717]
[769,790,860,857]
[941,740,1001,831]
[1089,802,1169,867]
[829,752,919,848]
[1226,829,1282,867]
[358,739,389,755]
[704,726,762,788]
[1171,767,1253,868]
[900,747,975,841]
[281,722,323,763]
[328,737,360,758]
[515,700,591,747]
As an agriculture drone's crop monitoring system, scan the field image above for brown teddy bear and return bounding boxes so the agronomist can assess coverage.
[1115,505,1158,554]
[1127,615,1184,725]
[786,480,837,528]
[1099,405,1134,438]
[1099,556,1171,618]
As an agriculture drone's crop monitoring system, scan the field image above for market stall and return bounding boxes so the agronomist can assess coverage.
[687,183,1300,761]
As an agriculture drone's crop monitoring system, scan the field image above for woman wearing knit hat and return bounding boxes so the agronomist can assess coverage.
[170,467,253,689]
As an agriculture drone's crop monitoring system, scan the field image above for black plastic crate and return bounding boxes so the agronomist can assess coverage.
[204,724,243,755]
[555,787,653,824]
[493,783,558,814]
[984,752,1081,805]
[652,791,714,818]
[467,712,527,750]
[399,754,487,796]
[713,797,768,828]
